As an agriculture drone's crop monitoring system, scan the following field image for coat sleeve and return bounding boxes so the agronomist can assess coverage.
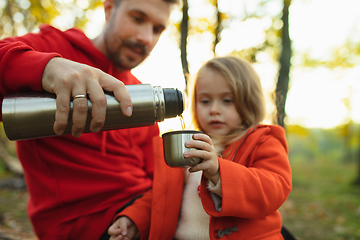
[201,134,292,219]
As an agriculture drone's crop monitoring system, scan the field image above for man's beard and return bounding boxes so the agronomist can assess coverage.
[104,32,148,71]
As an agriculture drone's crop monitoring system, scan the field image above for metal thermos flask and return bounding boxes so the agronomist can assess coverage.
[2,84,184,141]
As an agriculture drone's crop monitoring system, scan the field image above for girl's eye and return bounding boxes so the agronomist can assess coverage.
[199,99,210,104]
[223,98,233,104]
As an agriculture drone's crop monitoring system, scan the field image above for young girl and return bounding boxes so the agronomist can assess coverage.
[108,56,292,240]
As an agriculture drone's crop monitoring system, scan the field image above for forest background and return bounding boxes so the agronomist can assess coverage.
[0,0,360,239]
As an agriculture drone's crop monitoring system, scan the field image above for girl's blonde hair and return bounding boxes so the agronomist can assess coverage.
[188,56,266,150]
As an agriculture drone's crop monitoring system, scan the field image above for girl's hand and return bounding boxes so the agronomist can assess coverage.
[108,216,139,240]
[184,133,220,184]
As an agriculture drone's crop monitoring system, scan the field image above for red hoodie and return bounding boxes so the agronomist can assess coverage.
[0,25,159,240]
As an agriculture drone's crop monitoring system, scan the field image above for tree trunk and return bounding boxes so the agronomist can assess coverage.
[213,0,221,53]
[180,0,189,91]
[275,0,292,128]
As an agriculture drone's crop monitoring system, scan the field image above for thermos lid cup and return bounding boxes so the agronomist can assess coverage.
[163,88,183,119]
[162,130,202,168]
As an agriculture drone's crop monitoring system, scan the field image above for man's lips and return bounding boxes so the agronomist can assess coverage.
[123,40,147,56]
[129,46,143,54]
[125,46,144,59]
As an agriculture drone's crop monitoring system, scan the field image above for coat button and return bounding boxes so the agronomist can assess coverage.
[216,229,224,239]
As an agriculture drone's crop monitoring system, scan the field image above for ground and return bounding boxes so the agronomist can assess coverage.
[0,177,36,240]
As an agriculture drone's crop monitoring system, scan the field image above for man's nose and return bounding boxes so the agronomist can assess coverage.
[137,24,153,46]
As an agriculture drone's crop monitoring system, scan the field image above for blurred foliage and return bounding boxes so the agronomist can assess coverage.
[234,18,283,63]
[230,0,284,64]
[287,124,360,164]
[0,0,58,37]
[300,40,360,69]
[171,0,284,64]
[0,0,102,38]
[172,0,230,54]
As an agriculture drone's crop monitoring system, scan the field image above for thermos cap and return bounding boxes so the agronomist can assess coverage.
[163,88,184,118]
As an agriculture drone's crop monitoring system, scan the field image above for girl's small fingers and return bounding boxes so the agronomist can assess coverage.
[189,161,213,174]
[108,226,122,236]
[193,133,212,143]
[190,161,219,179]
[108,218,125,236]
[189,164,200,173]
[109,235,121,240]
[184,149,205,160]
[185,139,209,151]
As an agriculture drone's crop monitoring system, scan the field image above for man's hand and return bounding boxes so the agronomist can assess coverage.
[42,57,132,137]
[108,216,139,240]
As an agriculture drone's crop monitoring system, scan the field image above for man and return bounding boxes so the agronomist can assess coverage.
[0,0,179,239]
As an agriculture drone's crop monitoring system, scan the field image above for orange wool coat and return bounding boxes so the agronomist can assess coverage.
[116,125,292,240]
